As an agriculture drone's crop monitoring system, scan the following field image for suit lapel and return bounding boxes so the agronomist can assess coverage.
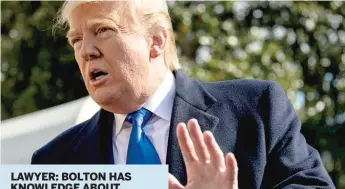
[68,109,115,164]
[166,70,219,185]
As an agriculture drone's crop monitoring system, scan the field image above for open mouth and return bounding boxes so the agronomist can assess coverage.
[91,71,108,80]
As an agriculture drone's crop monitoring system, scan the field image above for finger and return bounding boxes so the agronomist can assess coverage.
[187,119,210,163]
[226,153,238,185]
[176,122,198,164]
[204,131,225,170]
[169,173,185,189]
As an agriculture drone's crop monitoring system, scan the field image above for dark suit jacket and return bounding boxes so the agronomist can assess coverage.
[32,70,335,188]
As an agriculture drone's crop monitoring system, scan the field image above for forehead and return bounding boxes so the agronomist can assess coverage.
[66,2,134,36]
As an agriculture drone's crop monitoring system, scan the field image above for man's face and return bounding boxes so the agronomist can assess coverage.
[67,2,158,113]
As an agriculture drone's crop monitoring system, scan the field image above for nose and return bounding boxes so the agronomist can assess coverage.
[80,35,100,61]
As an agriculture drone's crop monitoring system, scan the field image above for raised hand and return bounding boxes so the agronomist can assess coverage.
[169,119,238,189]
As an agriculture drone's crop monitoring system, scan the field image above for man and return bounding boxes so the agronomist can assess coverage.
[31,1,335,189]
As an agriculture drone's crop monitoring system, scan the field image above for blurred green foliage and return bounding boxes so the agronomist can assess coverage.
[1,1,344,187]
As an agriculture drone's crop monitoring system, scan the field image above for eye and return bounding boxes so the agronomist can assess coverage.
[70,38,82,46]
[96,27,113,35]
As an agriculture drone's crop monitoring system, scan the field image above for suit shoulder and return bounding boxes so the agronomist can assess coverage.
[31,120,89,164]
[203,78,276,91]
[202,79,282,102]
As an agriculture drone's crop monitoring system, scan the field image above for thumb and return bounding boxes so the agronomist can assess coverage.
[169,173,185,189]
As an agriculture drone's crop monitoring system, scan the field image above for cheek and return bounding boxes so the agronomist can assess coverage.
[100,36,150,90]
[74,51,87,79]
[74,54,83,70]
[123,48,148,78]
[124,38,150,67]
[102,39,141,75]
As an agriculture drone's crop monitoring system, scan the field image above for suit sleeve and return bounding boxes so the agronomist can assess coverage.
[31,149,51,164]
[30,139,63,164]
[31,150,39,164]
[262,82,335,189]
[31,147,56,164]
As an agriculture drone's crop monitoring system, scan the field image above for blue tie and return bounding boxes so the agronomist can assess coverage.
[125,108,161,164]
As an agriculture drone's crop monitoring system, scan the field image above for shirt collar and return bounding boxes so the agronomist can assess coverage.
[113,71,176,136]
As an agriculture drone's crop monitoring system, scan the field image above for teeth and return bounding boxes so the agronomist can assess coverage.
[96,74,104,80]
[91,71,108,80]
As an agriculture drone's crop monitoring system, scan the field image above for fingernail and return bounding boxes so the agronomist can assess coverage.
[178,122,186,127]
[204,131,213,142]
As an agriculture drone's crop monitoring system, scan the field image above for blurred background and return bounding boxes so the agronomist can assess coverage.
[1,1,344,188]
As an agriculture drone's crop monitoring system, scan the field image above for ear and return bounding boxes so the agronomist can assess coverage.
[149,28,167,59]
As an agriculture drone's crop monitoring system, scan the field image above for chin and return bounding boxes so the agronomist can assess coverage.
[90,90,118,109]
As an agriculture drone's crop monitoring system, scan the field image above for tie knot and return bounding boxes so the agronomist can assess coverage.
[125,108,153,127]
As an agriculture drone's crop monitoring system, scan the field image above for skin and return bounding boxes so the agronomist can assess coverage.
[169,119,238,189]
[66,2,238,189]
[67,2,168,114]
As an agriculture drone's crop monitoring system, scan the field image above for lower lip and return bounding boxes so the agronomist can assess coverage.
[89,75,108,86]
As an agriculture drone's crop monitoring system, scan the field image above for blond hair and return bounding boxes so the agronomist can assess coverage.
[54,0,180,70]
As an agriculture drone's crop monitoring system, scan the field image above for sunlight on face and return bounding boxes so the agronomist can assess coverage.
[67,2,159,114]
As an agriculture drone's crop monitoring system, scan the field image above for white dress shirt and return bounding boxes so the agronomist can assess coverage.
[112,71,176,164]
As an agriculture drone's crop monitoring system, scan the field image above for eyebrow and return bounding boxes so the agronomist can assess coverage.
[66,29,77,40]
